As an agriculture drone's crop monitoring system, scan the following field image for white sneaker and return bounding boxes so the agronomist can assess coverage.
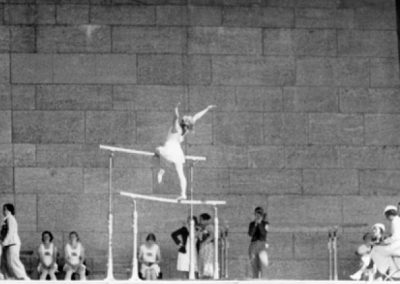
[157,169,165,184]
[350,272,361,281]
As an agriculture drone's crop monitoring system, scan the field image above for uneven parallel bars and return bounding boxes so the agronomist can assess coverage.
[120,191,226,206]
[99,145,206,161]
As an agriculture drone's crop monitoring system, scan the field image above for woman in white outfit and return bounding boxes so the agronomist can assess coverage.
[1,203,30,280]
[38,231,58,280]
[139,233,161,280]
[155,103,215,200]
[63,231,86,280]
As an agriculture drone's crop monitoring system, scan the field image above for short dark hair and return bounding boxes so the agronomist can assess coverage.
[42,231,54,242]
[146,233,156,242]
[385,209,398,218]
[200,213,211,221]
[254,206,264,215]
[69,231,79,241]
[3,203,15,215]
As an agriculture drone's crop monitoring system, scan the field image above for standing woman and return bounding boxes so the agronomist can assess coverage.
[37,231,58,280]
[63,231,86,280]
[1,203,30,280]
[198,213,214,279]
[171,216,199,279]
[155,103,215,200]
[248,206,269,279]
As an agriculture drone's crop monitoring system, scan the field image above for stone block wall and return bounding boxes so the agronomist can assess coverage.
[0,0,398,280]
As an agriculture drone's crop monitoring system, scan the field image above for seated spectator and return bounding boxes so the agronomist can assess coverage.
[37,231,58,280]
[139,233,161,280]
[63,231,86,280]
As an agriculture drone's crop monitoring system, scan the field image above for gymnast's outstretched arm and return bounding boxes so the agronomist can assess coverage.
[171,103,181,133]
[192,105,216,123]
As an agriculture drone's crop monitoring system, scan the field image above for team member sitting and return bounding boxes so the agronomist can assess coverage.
[139,233,161,280]
[37,231,58,280]
[63,231,86,280]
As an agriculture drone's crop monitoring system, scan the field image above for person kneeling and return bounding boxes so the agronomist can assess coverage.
[63,231,86,280]
[139,233,161,280]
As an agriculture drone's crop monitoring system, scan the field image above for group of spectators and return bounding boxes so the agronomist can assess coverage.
[0,203,86,280]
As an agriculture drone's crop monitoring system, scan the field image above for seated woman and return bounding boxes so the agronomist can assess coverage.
[350,223,385,281]
[37,231,58,280]
[63,231,86,280]
[371,205,400,278]
[139,233,161,280]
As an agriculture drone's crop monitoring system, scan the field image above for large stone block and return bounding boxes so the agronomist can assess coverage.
[309,113,363,145]
[340,0,395,9]
[36,144,108,168]
[0,27,9,54]
[136,111,170,146]
[370,58,400,87]
[268,195,342,226]
[13,111,85,143]
[4,4,36,25]
[365,114,400,145]
[112,27,185,54]
[284,86,338,112]
[11,54,52,84]
[340,88,400,113]
[188,5,222,26]
[37,26,111,53]
[191,167,229,195]
[53,54,136,84]
[0,144,12,166]
[0,167,13,193]
[264,113,307,145]
[90,5,155,25]
[56,4,89,24]
[36,85,112,110]
[296,57,369,86]
[248,146,284,168]
[263,29,336,56]
[0,55,9,83]
[13,144,36,167]
[268,0,339,8]
[338,30,397,57]
[189,27,262,55]
[0,111,11,143]
[156,5,188,26]
[223,7,294,28]
[295,8,354,29]
[360,170,400,195]
[212,56,295,86]
[188,86,235,111]
[10,27,35,53]
[236,86,283,112]
[37,4,56,24]
[15,167,83,194]
[214,112,264,145]
[11,85,35,110]
[113,85,187,111]
[229,169,302,194]
[342,196,396,226]
[303,169,359,195]
[84,167,152,195]
[15,194,37,231]
[354,8,396,30]
[285,145,339,168]
[0,85,11,110]
[187,144,248,169]
[138,55,185,85]
[85,111,135,144]
[184,55,212,85]
[339,146,383,169]
[185,114,213,145]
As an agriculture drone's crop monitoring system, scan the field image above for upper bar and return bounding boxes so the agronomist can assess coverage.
[120,191,226,206]
[99,145,206,161]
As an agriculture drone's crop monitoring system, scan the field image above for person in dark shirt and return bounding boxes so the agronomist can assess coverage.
[248,206,269,279]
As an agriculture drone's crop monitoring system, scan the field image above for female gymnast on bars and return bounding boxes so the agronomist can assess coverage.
[155,103,215,200]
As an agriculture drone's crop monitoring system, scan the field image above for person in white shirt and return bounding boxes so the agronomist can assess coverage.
[63,231,86,280]
[139,233,161,280]
[371,205,400,277]
[38,231,58,280]
[0,203,29,280]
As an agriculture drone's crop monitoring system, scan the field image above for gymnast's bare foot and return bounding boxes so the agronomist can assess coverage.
[157,169,165,184]
[177,195,187,201]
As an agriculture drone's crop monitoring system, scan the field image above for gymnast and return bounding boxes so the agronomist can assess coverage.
[155,103,215,200]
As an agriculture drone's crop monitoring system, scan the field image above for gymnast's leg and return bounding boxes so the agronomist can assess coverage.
[154,147,165,184]
[175,162,187,200]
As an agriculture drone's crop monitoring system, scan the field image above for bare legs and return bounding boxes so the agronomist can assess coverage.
[175,162,187,199]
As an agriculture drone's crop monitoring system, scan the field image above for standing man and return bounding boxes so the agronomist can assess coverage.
[248,206,269,279]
